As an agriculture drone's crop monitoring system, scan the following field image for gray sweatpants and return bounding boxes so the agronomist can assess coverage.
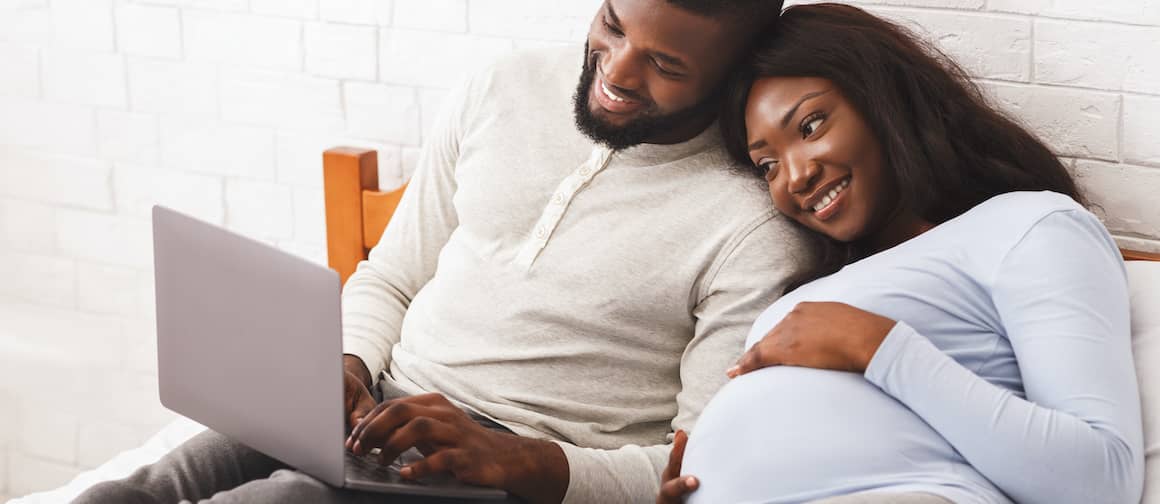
[73,378,524,504]
[72,427,519,504]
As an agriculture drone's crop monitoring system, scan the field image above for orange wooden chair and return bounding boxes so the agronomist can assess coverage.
[322,147,408,285]
[321,146,1160,286]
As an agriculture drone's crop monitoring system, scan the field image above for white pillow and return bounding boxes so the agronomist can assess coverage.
[1128,260,1160,504]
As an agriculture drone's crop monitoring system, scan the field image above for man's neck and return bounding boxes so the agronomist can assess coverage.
[641,113,717,146]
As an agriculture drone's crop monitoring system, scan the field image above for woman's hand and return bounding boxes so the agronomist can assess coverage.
[656,430,698,504]
[727,301,896,378]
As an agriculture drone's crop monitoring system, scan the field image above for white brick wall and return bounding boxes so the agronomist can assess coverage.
[304,22,378,80]
[0,44,40,98]
[115,4,183,59]
[1124,95,1160,166]
[183,10,302,70]
[0,0,1158,498]
[42,49,127,108]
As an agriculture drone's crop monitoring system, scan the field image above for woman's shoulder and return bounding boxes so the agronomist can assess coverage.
[970,190,1085,218]
[869,191,1108,280]
[952,190,1116,271]
[951,191,1093,240]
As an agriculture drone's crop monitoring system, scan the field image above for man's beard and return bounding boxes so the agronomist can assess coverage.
[572,46,720,151]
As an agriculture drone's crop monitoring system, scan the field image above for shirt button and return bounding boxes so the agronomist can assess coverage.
[535,227,547,239]
[579,166,592,176]
[552,193,564,205]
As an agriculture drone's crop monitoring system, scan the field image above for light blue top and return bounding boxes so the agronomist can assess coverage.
[681,191,1144,504]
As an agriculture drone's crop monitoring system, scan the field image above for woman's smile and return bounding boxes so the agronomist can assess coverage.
[803,176,850,221]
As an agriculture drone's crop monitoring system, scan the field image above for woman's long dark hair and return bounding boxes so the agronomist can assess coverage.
[721,3,1086,292]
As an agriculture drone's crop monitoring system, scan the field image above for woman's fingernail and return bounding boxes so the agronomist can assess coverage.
[726,365,739,377]
[686,476,698,487]
[400,466,413,478]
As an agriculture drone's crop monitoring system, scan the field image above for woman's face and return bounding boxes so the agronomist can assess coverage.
[744,76,899,243]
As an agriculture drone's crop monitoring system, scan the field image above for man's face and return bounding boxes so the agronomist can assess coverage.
[574,0,744,150]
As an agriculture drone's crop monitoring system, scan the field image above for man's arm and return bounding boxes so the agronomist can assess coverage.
[344,354,372,387]
[340,73,479,382]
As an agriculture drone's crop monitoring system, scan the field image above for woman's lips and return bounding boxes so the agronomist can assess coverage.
[812,177,850,222]
[593,77,645,115]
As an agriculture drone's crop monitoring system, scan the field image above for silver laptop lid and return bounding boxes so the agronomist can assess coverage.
[152,205,345,486]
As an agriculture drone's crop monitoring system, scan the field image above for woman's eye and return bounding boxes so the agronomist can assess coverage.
[800,113,825,138]
[759,160,778,180]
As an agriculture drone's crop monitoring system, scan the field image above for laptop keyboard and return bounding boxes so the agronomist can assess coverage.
[345,449,409,484]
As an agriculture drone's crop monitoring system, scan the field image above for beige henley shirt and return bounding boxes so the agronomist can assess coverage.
[341,45,810,503]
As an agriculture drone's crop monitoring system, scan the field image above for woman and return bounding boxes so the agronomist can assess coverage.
[657,4,1144,504]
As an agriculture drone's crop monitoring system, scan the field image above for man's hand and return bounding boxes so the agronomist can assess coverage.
[343,355,376,431]
[657,430,698,504]
[346,392,569,504]
[727,301,896,378]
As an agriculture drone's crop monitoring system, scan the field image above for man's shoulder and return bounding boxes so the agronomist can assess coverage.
[491,45,583,74]
[680,151,786,227]
[468,45,583,103]
[666,157,810,262]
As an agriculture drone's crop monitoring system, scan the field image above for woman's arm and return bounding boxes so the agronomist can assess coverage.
[865,209,1144,504]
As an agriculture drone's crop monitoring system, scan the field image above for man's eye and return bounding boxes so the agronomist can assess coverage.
[654,62,681,77]
[801,113,826,138]
[603,19,623,36]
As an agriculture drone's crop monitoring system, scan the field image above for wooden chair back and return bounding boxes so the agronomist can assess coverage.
[323,147,407,284]
[321,146,1160,284]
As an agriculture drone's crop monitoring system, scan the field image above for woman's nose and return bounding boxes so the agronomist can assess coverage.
[785,154,822,195]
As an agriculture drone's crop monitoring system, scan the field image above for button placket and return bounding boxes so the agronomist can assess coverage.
[515,148,614,270]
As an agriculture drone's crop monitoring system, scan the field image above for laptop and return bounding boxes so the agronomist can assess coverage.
[151,205,509,500]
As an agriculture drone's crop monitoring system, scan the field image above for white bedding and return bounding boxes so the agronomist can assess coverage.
[10,417,207,504]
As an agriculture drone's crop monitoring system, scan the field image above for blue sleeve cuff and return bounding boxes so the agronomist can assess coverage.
[864,320,918,388]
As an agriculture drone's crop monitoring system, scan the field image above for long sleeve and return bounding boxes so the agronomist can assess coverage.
[864,209,1145,504]
[340,76,476,382]
[556,214,810,504]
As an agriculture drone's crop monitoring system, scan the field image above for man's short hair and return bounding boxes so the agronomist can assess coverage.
[665,0,784,24]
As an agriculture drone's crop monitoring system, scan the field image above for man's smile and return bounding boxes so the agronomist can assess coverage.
[592,76,647,115]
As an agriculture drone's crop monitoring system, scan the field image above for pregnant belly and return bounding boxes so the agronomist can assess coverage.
[682,367,974,503]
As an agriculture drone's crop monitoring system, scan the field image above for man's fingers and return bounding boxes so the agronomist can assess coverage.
[351,402,445,455]
[400,449,465,481]
[352,393,375,423]
[376,416,458,466]
[347,400,391,451]
[347,390,376,432]
[661,430,688,481]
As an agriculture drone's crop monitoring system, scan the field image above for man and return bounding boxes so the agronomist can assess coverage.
[78,1,805,502]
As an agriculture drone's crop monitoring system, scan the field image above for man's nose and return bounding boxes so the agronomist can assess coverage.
[601,45,644,92]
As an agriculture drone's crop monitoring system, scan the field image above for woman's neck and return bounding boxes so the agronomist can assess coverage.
[866,205,934,254]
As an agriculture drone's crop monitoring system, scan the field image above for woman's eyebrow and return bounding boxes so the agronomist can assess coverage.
[780,90,831,128]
